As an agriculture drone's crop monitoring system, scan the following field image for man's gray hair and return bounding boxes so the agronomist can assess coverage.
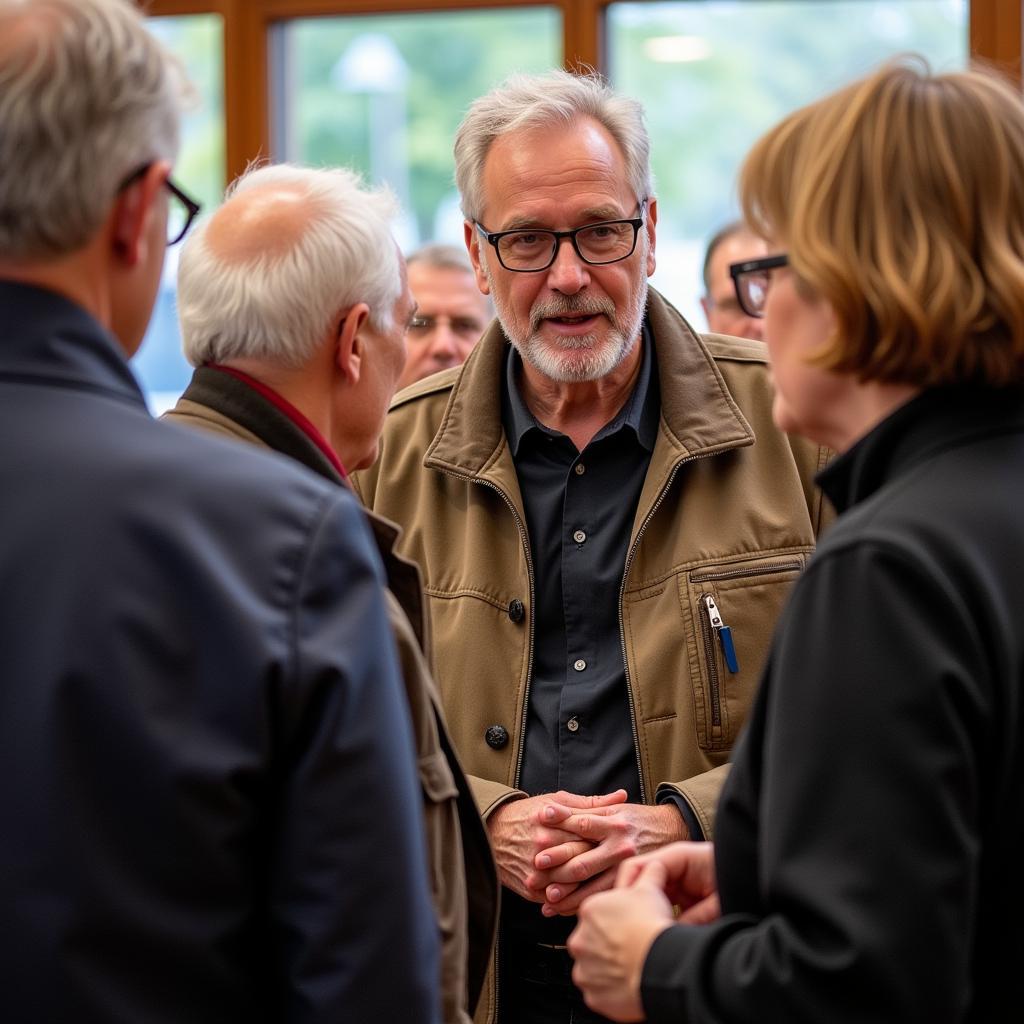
[178,164,402,369]
[407,242,474,275]
[454,69,654,223]
[0,0,184,261]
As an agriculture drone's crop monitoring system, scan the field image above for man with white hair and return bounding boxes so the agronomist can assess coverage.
[353,70,831,1023]
[399,243,493,389]
[164,163,498,1024]
[0,3,439,1021]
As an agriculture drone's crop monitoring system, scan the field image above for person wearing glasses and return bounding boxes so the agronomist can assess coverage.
[352,69,831,1024]
[0,2,441,1021]
[699,221,768,341]
[398,243,494,389]
[163,163,499,1024]
[568,59,1024,1023]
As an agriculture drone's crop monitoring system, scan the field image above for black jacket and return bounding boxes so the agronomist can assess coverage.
[642,385,1024,1022]
[0,281,440,1023]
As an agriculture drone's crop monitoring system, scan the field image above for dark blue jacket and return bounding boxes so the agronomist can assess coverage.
[0,281,440,1023]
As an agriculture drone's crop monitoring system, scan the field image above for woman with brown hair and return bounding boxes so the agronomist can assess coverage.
[566,58,1024,1023]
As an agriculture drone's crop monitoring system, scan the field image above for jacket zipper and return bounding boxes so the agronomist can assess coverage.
[690,559,802,584]
[698,593,731,730]
[618,451,714,801]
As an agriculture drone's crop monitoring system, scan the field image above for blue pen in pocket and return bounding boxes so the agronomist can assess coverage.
[703,594,739,674]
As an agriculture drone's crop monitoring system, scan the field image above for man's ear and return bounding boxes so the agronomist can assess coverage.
[336,302,371,384]
[645,197,658,278]
[464,219,490,295]
[111,161,167,267]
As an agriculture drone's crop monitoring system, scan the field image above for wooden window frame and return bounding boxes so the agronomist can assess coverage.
[145,0,1022,186]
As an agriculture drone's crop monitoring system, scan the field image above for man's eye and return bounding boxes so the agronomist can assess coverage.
[408,317,431,332]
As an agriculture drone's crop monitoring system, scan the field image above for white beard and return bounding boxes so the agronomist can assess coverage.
[483,246,649,383]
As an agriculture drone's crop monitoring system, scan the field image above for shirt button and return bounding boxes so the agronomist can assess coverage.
[573,659,586,672]
[574,463,586,475]
[567,716,580,733]
[573,529,587,544]
[485,725,509,749]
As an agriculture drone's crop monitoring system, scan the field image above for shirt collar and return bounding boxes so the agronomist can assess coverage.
[502,320,658,456]
[206,363,348,478]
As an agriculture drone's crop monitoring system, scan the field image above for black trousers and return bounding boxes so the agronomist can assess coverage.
[498,933,614,1024]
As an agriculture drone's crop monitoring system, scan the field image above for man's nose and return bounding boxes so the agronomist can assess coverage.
[545,236,590,294]
[427,323,460,359]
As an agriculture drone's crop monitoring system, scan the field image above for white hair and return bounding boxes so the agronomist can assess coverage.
[178,164,402,369]
[0,0,184,261]
[454,69,654,223]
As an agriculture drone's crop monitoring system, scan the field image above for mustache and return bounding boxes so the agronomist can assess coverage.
[530,295,616,333]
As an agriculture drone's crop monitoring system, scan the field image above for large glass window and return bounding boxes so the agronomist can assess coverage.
[272,8,562,250]
[608,0,968,328]
[134,14,225,413]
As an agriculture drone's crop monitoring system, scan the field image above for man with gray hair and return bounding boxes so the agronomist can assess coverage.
[399,243,493,389]
[354,69,831,1023]
[164,163,498,1024]
[700,220,768,341]
[0,3,439,1021]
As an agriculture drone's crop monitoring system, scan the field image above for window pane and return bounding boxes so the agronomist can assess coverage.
[272,9,562,249]
[134,14,225,414]
[608,0,968,328]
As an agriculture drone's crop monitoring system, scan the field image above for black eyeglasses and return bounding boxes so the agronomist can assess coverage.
[476,200,647,273]
[118,164,202,247]
[729,254,788,318]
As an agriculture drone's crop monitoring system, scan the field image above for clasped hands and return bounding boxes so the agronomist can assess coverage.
[487,789,688,916]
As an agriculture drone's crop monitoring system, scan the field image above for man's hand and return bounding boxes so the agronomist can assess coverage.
[534,802,688,916]
[566,860,677,1022]
[487,789,628,902]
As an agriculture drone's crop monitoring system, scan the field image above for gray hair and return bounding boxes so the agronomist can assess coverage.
[0,0,184,261]
[454,69,654,223]
[406,242,474,275]
[178,164,402,369]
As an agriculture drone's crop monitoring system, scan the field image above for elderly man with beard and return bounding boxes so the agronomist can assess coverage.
[352,70,831,1024]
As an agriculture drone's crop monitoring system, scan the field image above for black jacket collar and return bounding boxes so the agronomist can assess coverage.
[818,384,1024,514]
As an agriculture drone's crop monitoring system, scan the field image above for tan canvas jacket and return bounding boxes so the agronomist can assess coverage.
[352,288,831,1023]
[164,381,498,1024]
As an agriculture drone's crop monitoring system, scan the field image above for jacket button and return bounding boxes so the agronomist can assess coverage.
[507,599,525,623]
[485,725,510,749]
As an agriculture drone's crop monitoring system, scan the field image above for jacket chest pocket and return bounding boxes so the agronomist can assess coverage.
[681,556,806,751]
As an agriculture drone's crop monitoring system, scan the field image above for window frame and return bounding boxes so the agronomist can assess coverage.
[144,0,1021,188]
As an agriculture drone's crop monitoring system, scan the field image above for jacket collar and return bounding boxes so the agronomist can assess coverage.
[0,280,145,408]
[424,287,755,488]
[818,383,1024,514]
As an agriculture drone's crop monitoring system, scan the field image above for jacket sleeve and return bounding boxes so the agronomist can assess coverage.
[640,540,984,1023]
[271,490,441,1024]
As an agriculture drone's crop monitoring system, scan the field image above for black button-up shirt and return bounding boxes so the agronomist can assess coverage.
[503,328,658,807]
[500,328,659,950]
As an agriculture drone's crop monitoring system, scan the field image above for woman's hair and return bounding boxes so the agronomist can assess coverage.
[740,56,1024,388]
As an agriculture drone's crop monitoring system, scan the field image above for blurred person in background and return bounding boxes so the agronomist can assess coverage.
[0,2,439,1021]
[569,58,1024,1024]
[699,221,767,341]
[399,242,493,389]
[165,163,498,1024]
